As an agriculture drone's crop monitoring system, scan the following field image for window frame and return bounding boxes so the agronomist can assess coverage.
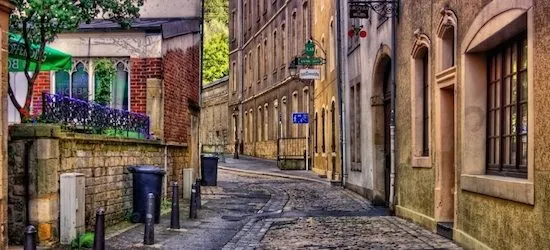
[485,33,528,179]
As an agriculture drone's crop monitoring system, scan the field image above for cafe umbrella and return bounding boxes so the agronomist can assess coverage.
[8,33,72,72]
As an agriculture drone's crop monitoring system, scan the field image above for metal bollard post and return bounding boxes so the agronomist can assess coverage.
[195,179,201,209]
[170,182,180,229]
[93,208,105,250]
[144,193,155,245]
[189,184,197,219]
[24,225,37,250]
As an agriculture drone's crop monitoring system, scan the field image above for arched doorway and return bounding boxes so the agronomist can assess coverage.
[372,53,392,206]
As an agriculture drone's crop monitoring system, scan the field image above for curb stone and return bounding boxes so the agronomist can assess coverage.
[218,166,329,185]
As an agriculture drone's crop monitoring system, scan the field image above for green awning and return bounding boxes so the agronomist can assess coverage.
[8,33,72,72]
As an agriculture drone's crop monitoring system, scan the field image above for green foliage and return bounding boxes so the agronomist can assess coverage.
[203,32,229,84]
[204,0,229,24]
[70,232,94,249]
[203,0,229,84]
[94,59,116,106]
[161,197,172,213]
[9,0,144,120]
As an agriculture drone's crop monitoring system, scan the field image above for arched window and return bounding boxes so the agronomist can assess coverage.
[71,62,89,100]
[273,30,277,76]
[281,97,287,138]
[436,9,457,72]
[264,103,269,141]
[113,62,129,110]
[331,101,336,152]
[292,91,298,137]
[258,106,263,141]
[329,18,336,71]
[322,108,326,153]
[411,32,431,160]
[315,112,318,153]
[273,100,278,139]
[55,71,70,96]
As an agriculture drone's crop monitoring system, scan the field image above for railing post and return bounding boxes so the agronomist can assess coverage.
[93,208,105,250]
[24,225,37,250]
[144,193,155,245]
[189,184,197,219]
[170,182,180,229]
[195,179,201,209]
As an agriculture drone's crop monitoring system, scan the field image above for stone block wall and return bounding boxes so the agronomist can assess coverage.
[7,125,191,247]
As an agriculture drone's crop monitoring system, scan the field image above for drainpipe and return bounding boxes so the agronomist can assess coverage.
[24,140,33,226]
[164,145,168,198]
[198,0,205,178]
[335,0,346,186]
[389,4,399,213]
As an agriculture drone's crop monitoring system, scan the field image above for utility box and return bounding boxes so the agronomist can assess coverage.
[183,168,193,199]
[60,173,85,245]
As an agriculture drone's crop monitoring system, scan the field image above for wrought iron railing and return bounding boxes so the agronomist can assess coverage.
[42,93,150,139]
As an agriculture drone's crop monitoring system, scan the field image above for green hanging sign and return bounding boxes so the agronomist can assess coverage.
[304,40,315,57]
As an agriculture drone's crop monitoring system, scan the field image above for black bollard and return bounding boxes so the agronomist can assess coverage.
[93,208,105,250]
[195,179,201,209]
[24,225,36,250]
[189,184,197,219]
[144,193,155,245]
[170,182,180,229]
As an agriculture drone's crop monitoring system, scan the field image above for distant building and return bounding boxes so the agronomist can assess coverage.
[311,1,341,181]
[229,0,313,168]
[201,76,229,154]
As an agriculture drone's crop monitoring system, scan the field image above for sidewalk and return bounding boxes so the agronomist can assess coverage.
[218,155,331,184]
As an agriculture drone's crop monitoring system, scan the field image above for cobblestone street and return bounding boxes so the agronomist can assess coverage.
[105,157,461,249]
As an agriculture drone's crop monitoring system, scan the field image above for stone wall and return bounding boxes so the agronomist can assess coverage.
[7,124,191,247]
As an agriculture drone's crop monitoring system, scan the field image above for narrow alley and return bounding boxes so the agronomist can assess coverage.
[106,157,460,249]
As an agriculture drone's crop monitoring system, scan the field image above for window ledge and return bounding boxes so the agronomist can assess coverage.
[461,174,534,205]
[412,156,431,168]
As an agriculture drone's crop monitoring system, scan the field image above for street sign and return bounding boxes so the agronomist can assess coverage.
[292,113,309,124]
[304,41,315,57]
[299,69,320,80]
[349,3,369,19]
[298,57,323,65]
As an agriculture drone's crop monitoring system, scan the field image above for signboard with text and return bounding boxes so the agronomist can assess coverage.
[349,3,369,19]
[299,69,321,80]
[292,113,309,124]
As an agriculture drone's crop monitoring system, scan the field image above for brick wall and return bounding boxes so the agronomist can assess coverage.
[162,46,200,144]
[31,72,51,114]
[130,58,163,114]
[7,125,191,246]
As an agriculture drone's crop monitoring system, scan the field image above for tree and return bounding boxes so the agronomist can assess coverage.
[203,0,229,84]
[203,31,229,84]
[8,0,144,120]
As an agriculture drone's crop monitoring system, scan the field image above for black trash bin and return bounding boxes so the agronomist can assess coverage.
[201,155,219,186]
[127,165,165,223]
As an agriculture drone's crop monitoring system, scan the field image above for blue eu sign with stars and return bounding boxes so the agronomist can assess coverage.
[292,112,309,124]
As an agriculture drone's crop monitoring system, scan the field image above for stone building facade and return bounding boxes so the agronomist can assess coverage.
[395,0,550,248]
[311,1,341,181]
[200,76,229,154]
[0,1,14,248]
[339,1,394,205]
[229,0,313,164]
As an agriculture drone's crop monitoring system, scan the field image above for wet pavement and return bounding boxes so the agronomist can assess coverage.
[105,157,461,249]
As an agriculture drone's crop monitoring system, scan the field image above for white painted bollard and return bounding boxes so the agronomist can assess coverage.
[60,173,85,245]
[183,168,194,199]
